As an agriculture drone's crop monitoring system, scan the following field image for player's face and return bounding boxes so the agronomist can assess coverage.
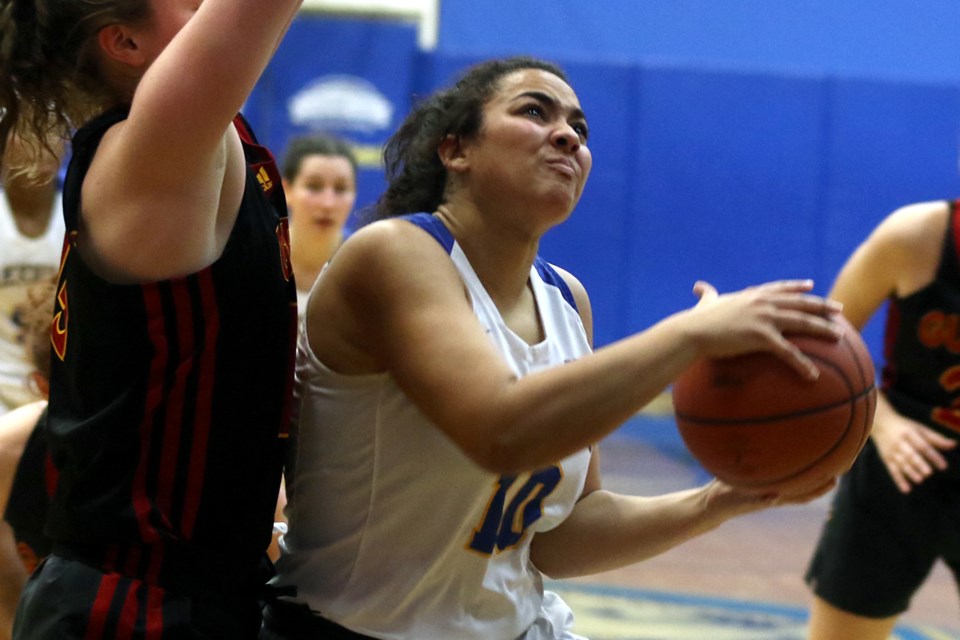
[286,154,357,235]
[463,69,592,224]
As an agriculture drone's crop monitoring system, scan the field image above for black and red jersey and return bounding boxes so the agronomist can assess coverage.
[882,199,960,440]
[4,406,54,573]
[44,109,297,595]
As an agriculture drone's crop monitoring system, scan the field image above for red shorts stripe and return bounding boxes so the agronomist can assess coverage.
[83,573,121,640]
[181,270,219,536]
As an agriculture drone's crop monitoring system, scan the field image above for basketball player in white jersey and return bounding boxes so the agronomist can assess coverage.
[265,57,844,640]
[0,135,64,416]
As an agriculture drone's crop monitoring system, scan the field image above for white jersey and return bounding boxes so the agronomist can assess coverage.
[275,213,593,640]
[0,193,64,415]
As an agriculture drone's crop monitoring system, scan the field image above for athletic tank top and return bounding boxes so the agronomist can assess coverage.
[45,109,298,593]
[274,213,591,640]
[882,199,960,441]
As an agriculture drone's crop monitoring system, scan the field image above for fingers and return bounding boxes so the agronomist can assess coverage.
[896,449,932,486]
[764,335,821,381]
[752,279,817,294]
[883,429,948,493]
[767,308,845,341]
[767,292,844,319]
[687,279,844,369]
[919,424,959,453]
[692,281,718,305]
[885,463,913,494]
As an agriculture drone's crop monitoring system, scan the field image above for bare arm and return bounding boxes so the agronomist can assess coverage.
[529,448,834,578]
[308,220,842,474]
[833,201,958,492]
[80,0,302,281]
[0,401,45,640]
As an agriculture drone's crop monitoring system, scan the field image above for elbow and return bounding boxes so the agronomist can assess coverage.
[466,438,533,475]
[457,424,539,475]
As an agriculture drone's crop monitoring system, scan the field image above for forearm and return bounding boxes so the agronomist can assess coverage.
[474,312,698,472]
[530,486,745,579]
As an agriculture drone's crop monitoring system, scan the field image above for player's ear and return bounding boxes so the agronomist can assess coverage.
[97,25,149,68]
[438,134,469,174]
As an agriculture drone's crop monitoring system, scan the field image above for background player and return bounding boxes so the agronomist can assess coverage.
[282,133,359,315]
[0,134,63,416]
[805,199,960,639]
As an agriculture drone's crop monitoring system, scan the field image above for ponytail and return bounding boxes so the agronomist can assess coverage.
[0,0,150,173]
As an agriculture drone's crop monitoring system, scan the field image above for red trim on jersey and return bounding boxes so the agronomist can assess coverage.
[44,451,58,498]
[952,200,960,264]
[84,573,121,640]
[881,299,902,391]
[145,584,165,639]
[181,270,218,536]
[156,280,194,518]
[114,582,139,640]
[132,285,167,544]
[233,114,254,145]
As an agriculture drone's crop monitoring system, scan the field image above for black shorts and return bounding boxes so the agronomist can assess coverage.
[805,439,960,618]
[260,600,377,640]
[14,555,263,639]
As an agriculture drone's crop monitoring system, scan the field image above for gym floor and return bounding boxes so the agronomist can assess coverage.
[554,416,960,639]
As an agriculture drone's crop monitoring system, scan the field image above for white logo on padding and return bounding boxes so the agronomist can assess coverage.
[288,75,394,133]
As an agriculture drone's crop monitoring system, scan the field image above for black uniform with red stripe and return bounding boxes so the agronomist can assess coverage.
[13,109,297,639]
[806,199,960,618]
[3,406,54,574]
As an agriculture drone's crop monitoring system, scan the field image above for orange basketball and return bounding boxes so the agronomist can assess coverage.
[671,314,877,496]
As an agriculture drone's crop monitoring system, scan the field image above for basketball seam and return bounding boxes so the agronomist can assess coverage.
[673,383,875,425]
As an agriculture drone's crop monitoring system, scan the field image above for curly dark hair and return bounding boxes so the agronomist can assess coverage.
[0,0,152,171]
[281,133,358,182]
[372,56,567,220]
[15,275,56,385]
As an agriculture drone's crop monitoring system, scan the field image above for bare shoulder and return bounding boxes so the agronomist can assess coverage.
[863,200,950,299]
[306,217,468,374]
[329,217,463,283]
[0,401,45,452]
[548,264,594,344]
[0,401,45,508]
[873,200,949,252]
[549,264,591,310]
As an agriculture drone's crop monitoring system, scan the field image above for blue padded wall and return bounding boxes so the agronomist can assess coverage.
[248,15,960,369]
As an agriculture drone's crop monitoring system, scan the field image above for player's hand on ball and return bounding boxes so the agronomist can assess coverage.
[685,279,844,381]
[704,476,837,518]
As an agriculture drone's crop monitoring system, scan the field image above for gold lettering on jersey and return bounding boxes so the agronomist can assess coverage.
[56,232,76,280]
[932,405,960,432]
[918,310,960,353]
[257,166,273,193]
[50,235,74,361]
[51,280,68,361]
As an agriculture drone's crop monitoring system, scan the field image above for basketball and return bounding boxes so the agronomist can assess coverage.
[671,314,877,496]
